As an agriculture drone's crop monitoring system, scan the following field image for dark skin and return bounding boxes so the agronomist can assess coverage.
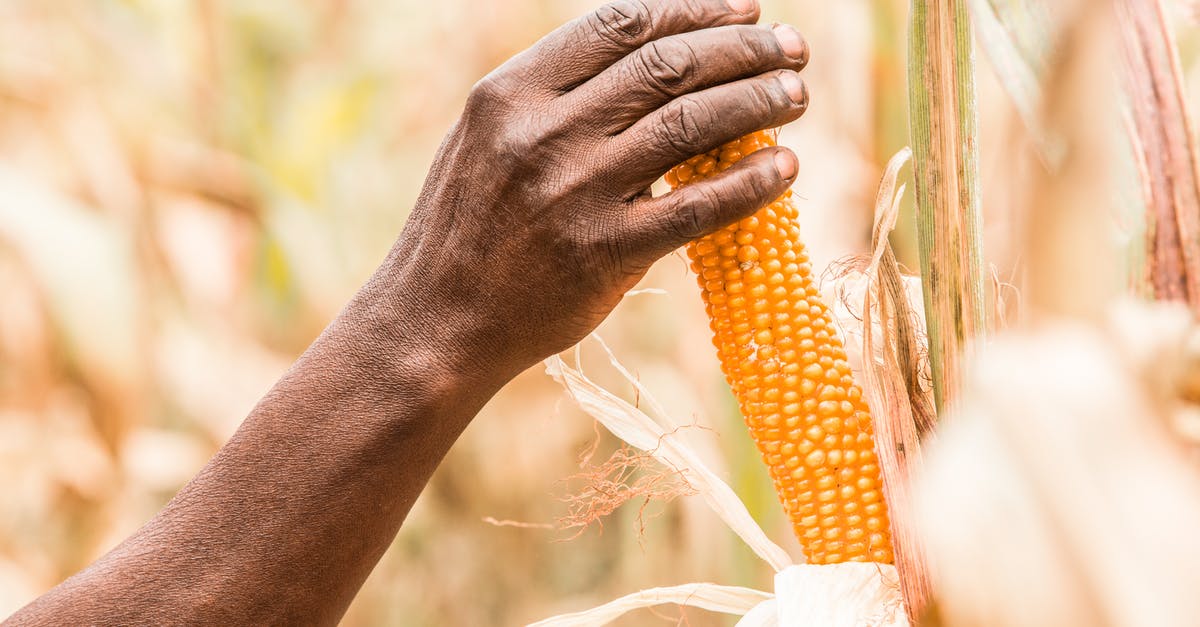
[7,0,809,624]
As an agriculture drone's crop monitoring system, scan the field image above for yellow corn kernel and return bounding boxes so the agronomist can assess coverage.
[669,130,894,565]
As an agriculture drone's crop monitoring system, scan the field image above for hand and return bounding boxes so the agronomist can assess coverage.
[2,5,810,624]
[388,0,810,384]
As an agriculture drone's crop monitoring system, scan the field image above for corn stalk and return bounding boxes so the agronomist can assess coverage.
[1116,0,1200,312]
[907,0,987,414]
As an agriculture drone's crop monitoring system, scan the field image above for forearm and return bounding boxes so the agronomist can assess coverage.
[7,263,503,626]
[7,0,810,622]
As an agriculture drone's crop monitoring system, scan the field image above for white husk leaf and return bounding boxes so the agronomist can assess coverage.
[527,583,772,627]
[735,599,779,627]
[544,344,793,572]
[775,563,906,627]
[538,341,906,626]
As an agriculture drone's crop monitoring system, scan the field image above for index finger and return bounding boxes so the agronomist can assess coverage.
[499,0,761,94]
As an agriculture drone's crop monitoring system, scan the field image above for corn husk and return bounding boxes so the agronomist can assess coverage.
[528,583,772,627]
[544,342,792,572]
[824,148,935,619]
[858,149,934,619]
[773,563,905,627]
[537,340,906,626]
[530,564,905,627]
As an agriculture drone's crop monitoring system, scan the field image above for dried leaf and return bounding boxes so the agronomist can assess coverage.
[545,343,794,572]
[860,148,934,621]
[527,583,772,627]
[1117,0,1200,312]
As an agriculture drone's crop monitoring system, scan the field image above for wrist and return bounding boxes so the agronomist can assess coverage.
[326,266,515,418]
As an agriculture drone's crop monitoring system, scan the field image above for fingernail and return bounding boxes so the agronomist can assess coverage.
[774,150,798,180]
[726,0,757,15]
[779,71,807,105]
[774,24,808,61]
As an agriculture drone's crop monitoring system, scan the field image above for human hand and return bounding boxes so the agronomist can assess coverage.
[387,0,810,384]
[3,8,812,620]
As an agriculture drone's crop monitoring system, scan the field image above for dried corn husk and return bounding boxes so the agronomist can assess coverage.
[538,340,907,626]
[528,583,772,627]
[824,148,935,618]
[545,342,792,572]
[858,149,934,619]
[773,563,905,627]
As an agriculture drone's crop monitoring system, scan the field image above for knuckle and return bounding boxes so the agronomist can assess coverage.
[589,0,652,47]
[575,215,642,277]
[493,118,547,171]
[671,188,719,240]
[657,96,712,154]
[637,39,695,94]
[738,163,771,199]
[465,75,509,114]
[495,129,533,160]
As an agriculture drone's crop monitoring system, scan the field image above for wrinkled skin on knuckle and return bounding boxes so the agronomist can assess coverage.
[589,0,652,47]
[464,75,511,117]
[483,113,574,186]
[682,0,728,22]
[491,121,541,175]
[637,39,696,94]
[735,165,771,208]
[671,187,719,241]
[657,96,712,155]
[575,213,649,281]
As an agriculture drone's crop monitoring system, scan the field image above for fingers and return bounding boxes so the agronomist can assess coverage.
[607,70,809,190]
[501,0,761,94]
[617,147,799,264]
[565,23,809,134]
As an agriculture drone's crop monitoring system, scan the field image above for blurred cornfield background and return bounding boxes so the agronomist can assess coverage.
[2,1,1200,625]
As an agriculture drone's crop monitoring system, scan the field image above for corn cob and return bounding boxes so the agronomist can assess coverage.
[666,131,894,565]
